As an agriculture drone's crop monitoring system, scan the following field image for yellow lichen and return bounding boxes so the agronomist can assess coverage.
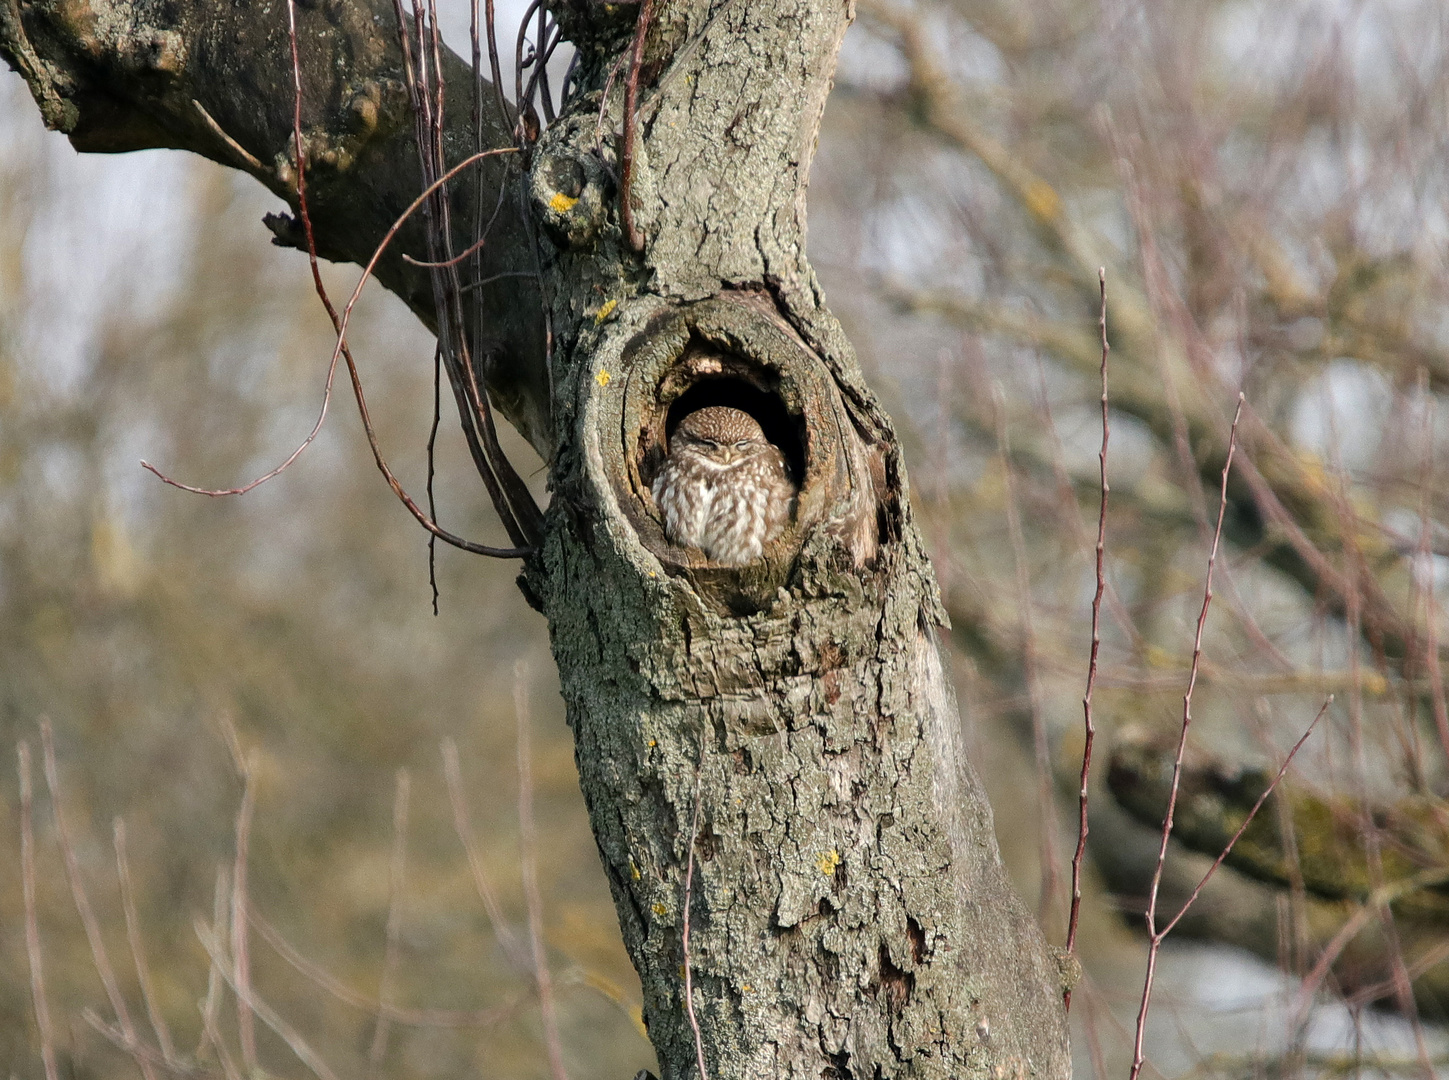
[816,849,841,876]
[548,191,578,213]
[596,369,611,387]
[594,298,619,324]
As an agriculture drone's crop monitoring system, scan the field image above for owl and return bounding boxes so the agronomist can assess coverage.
[652,406,796,566]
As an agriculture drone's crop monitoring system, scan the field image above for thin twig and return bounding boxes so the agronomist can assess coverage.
[427,343,442,613]
[191,99,264,171]
[19,741,59,1080]
[1127,393,1244,1080]
[394,0,542,550]
[682,754,710,1080]
[250,908,518,1027]
[515,664,569,1080]
[114,818,180,1066]
[196,866,243,1080]
[441,738,530,970]
[195,921,344,1080]
[292,0,530,557]
[39,719,158,1080]
[368,769,411,1077]
[620,0,654,252]
[82,1011,206,1077]
[1065,267,1109,1013]
[1160,698,1329,940]
[146,28,527,565]
[483,0,512,131]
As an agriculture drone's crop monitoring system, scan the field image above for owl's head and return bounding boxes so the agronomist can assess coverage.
[672,406,771,465]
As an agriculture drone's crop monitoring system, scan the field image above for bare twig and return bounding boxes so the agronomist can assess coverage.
[195,921,343,1080]
[39,719,158,1080]
[231,753,257,1072]
[394,0,543,550]
[441,738,529,969]
[515,663,569,1080]
[1064,267,1109,1012]
[19,741,60,1080]
[368,769,411,1076]
[250,908,517,1027]
[196,866,243,1080]
[1127,394,1243,1080]
[114,818,180,1066]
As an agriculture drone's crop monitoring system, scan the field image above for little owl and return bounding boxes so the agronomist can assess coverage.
[652,405,796,566]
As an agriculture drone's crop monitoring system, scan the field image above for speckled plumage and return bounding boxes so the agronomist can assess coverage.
[652,406,795,565]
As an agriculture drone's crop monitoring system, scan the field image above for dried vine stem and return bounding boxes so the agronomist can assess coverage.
[1127,394,1323,1080]
[1064,268,1108,1011]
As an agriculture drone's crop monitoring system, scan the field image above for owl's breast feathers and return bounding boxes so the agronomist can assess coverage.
[651,438,794,566]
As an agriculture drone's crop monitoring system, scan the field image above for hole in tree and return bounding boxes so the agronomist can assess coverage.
[664,377,805,484]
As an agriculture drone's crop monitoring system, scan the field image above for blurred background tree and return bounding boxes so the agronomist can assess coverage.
[3,0,1448,1077]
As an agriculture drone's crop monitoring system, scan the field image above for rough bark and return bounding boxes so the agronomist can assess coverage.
[2,0,1074,1075]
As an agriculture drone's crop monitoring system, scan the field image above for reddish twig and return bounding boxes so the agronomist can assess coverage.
[1064,268,1109,1012]
[18,741,59,1080]
[515,664,569,1080]
[39,719,158,1080]
[114,818,180,1067]
[682,755,710,1080]
[1127,393,1243,1080]
[147,5,531,558]
[403,229,493,268]
[620,0,654,252]
[1161,698,1328,940]
[368,769,411,1077]
[292,0,528,558]
[82,1011,199,1076]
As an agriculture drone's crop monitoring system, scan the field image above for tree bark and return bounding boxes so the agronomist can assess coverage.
[2,0,1074,1075]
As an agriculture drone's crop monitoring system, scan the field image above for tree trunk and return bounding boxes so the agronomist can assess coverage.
[2,0,1074,1075]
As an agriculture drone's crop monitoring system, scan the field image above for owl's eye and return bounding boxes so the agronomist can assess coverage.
[734,440,749,450]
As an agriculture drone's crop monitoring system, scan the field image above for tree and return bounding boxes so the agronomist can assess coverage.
[1,0,1074,1076]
